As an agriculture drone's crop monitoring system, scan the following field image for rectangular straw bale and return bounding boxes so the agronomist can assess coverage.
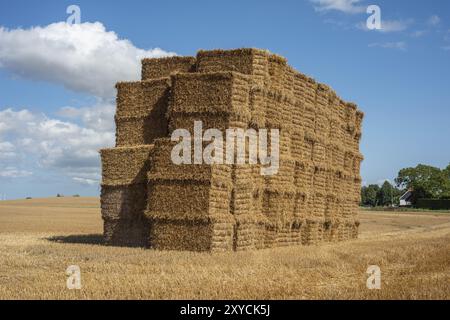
[291,223,303,245]
[304,77,317,104]
[249,85,266,128]
[146,180,232,221]
[355,110,364,132]
[343,150,355,174]
[116,78,171,118]
[103,217,150,247]
[290,128,304,159]
[169,71,250,118]
[233,164,264,216]
[264,89,294,130]
[315,113,330,141]
[168,113,249,136]
[235,214,267,250]
[345,102,358,131]
[264,157,295,192]
[149,214,235,251]
[294,160,314,193]
[116,115,168,146]
[149,219,212,251]
[352,153,364,176]
[268,54,287,91]
[312,140,327,166]
[316,83,331,107]
[352,131,362,152]
[115,79,170,146]
[263,225,279,248]
[100,145,153,185]
[302,218,324,245]
[148,138,233,186]
[101,183,147,220]
[293,72,308,102]
[303,102,316,137]
[142,56,196,80]
[329,115,343,144]
[262,189,295,228]
[276,225,295,247]
[196,48,270,86]
[291,100,304,131]
[330,143,345,171]
[300,137,314,162]
[293,191,308,223]
[283,65,295,95]
[313,165,328,194]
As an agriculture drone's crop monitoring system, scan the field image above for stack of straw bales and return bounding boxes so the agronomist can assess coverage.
[100,48,364,250]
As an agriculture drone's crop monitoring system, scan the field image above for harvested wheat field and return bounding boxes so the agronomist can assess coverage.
[0,197,449,299]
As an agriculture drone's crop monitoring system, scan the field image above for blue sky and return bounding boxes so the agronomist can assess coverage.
[0,0,449,199]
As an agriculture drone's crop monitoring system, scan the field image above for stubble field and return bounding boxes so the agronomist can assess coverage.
[0,197,449,299]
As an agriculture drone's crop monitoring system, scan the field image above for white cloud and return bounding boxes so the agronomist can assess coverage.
[427,15,441,26]
[0,141,16,159]
[368,42,407,51]
[357,19,413,33]
[0,108,114,181]
[310,0,365,14]
[0,167,32,178]
[72,177,98,186]
[0,22,176,99]
[58,102,115,132]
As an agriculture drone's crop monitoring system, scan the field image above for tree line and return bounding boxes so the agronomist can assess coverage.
[361,164,450,207]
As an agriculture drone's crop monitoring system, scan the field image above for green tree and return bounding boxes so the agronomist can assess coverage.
[378,181,395,206]
[441,164,450,199]
[395,164,450,203]
[361,184,379,207]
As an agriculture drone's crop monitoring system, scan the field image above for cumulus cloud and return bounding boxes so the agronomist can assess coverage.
[57,102,115,132]
[0,21,177,190]
[0,22,176,99]
[0,167,32,178]
[310,0,365,14]
[0,108,114,183]
[0,141,16,159]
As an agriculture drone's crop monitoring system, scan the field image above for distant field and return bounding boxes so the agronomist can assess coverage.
[0,197,449,299]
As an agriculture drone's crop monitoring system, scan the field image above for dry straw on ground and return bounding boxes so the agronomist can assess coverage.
[100,48,364,251]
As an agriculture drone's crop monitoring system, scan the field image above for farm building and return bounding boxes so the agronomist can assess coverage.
[100,48,364,251]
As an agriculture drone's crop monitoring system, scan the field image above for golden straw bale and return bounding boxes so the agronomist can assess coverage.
[100,145,153,185]
[141,56,196,80]
[115,79,170,146]
[196,48,270,86]
[149,218,234,252]
[101,183,147,220]
[268,54,287,91]
[103,217,150,247]
[146,180,232,222]
[169,71,251,119]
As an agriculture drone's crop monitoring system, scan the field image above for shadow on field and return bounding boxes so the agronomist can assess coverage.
[47,234,104,245]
